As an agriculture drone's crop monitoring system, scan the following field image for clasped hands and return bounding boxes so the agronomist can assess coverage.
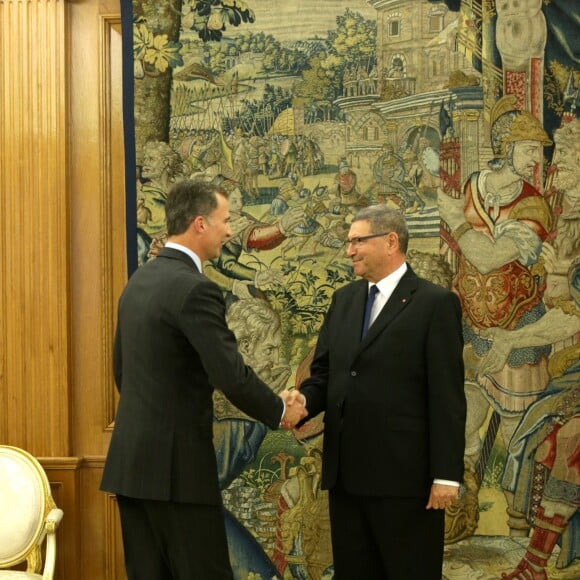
[280,389,308,429]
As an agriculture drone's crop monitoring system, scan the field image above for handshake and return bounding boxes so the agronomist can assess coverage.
[279,389,308,429]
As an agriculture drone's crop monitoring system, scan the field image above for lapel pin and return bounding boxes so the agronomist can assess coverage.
[402,298,407,303]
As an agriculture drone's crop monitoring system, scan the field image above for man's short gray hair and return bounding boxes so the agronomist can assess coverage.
[353,205,409,253]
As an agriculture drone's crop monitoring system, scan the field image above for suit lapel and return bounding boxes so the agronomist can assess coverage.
[350,280,369,338]
[334,281,368,367]
[357,267,418,348]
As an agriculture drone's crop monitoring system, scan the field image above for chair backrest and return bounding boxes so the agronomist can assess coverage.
[0,445,54,569]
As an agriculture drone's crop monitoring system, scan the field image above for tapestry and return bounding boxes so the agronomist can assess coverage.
[120,1,579,578]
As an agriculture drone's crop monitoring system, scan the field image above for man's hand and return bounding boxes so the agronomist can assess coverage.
[426,483,460,510]
[280,389,308,428]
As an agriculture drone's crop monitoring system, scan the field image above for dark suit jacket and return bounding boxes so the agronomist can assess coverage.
[101,247,283,505]
[299,265,466,498]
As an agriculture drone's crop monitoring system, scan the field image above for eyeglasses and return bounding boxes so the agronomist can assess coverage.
[347,232,389,248]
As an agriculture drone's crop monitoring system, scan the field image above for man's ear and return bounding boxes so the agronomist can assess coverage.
[191,215,206,233]
[387,231,399,252]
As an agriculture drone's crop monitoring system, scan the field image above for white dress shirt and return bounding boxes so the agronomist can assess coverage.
[366,262,408,327]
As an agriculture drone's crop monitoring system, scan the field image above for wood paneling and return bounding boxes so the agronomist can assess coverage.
[1,0,127,577]
[81,458,126,578]
[69,1,127,576]
[42,457,81,580]
[104,492,126,579]
[70,2,126,456]
[0,0,70,457]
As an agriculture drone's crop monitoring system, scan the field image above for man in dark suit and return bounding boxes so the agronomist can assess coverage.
[289,205,466,579]
[101,179,306,579]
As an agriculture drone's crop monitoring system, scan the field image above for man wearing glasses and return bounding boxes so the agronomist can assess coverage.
[288,204,466,579]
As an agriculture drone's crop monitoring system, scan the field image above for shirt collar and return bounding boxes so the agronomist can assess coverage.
[371,261,407,295]
[164,242,203,272]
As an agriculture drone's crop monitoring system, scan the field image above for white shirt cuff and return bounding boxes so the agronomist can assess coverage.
[433,479,459,486]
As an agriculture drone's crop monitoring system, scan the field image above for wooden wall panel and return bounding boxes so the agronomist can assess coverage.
[1,0,127,576]
[104,492,127,579]
[80,458,127,578]
[0,0,71,457]
[42,458,82,580]
[70,2,126,457]
[69,1,127,576]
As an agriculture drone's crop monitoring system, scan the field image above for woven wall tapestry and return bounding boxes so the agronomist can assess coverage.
[120,1,579,577]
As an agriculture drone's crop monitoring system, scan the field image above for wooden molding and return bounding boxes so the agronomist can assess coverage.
[104,493,125,580]
[99,14,126,430]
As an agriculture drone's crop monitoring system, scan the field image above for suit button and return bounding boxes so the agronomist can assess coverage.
[351,370,357,377]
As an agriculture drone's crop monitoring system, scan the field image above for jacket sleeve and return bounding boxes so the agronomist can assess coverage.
[179,278,284,430]
[426,290,466,482]
[297,294,336,420]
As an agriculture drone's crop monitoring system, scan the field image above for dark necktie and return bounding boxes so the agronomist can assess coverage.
[361,285,379,339]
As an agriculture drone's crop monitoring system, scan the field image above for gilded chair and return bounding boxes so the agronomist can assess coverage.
[0,446,64,579]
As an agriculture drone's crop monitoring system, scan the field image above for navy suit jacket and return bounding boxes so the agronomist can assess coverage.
[299,265,466,498]
[101,247,283,504]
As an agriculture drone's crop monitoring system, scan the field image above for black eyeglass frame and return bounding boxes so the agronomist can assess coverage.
[347,232,389,246]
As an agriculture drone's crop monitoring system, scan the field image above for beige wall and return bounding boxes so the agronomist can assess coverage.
[1,0,126,576]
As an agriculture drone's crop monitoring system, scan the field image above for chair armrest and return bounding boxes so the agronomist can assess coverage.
[45,508,64,531]
[38,508,64,544]
[41,508,64,580]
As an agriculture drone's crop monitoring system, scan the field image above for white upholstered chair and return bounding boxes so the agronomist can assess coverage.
[0,446,63,579]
